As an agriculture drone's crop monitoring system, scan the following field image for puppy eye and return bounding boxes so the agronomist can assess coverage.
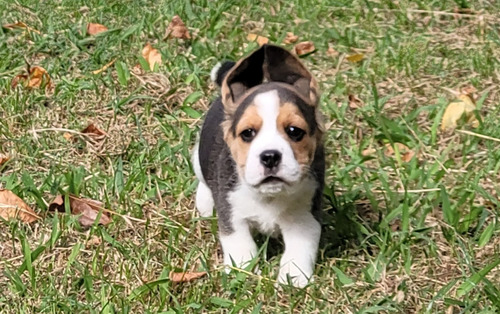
[240,128,256,142]
[285,126,305,142]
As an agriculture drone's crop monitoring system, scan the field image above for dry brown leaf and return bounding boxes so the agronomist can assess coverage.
[326,47,339,57]
[390,219,402,232]
[247,33,269,46]
[346,53,364,63]
[361,148,377,157]
[49,195,111,227]
[48,195,65,212]
[165,15,191,39]
[3,21,41,34]
[27,66,50,88]
[441,94,478,131]
[3,21,28,29]
[11,74,27,88]
[401,150,415,163]
[294,41,315,56]
[63,133,73,141]
[348,94,364,109]
[87,23,108,35]
[0,189,39,223]
[92,58,117,75]
[169,270,207,282]
[81,123,107,138]
[86,235,102,248]
[0,153,9,166]
[283,32,298,44]
[142,43,162,71]
[384,143,415,162]
[12,66,51,89]
[461,85,477,95]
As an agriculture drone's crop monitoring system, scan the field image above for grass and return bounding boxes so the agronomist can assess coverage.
[1,0,500,312]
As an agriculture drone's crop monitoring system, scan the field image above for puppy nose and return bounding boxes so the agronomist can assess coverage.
[260,150,281,169]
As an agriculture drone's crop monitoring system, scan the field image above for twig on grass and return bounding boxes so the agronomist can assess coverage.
[456,130,500,143]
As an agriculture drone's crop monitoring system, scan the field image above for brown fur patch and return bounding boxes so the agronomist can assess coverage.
[224,105,263,174]
[277,102,317,166]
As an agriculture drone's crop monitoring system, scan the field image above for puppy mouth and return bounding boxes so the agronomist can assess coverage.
[259,176,288,185]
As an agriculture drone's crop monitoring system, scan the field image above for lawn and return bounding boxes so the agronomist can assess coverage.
[1,0,499,312]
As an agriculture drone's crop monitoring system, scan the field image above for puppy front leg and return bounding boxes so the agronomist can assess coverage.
[278,213,321,288]
[219,221,258,272]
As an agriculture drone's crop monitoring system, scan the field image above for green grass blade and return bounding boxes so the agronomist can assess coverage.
[456,259,500,298]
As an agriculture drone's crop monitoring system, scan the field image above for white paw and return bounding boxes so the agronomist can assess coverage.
[195,182,214,217]
[220,229,258,272]
[278,264,313,288]
[223,246,257,271]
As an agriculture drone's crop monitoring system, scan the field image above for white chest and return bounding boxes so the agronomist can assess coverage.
[227,180,317,235]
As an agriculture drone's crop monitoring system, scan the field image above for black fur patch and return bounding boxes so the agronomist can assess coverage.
[198,97,237,234]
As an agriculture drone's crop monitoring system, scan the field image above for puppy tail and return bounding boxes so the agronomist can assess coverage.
[210,61,236,87]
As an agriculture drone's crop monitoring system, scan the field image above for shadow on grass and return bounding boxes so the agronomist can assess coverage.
[318,187,380,261]
[254,186,379,262]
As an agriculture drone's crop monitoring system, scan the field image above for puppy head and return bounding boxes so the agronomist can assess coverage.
[221,45,322,196]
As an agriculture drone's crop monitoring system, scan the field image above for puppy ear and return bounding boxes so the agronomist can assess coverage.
[263,45,318,105]
[221,45,318,113]
[221,46,266,112]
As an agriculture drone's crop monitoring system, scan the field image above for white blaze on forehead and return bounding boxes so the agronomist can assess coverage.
[253,90,280,132]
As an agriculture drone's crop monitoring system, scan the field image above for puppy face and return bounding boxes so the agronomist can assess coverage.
[225,88,319,195]
[220,45,322,196]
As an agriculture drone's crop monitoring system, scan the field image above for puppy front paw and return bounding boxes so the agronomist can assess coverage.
[277,264,313,288]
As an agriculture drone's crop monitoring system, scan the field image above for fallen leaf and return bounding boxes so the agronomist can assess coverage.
[81,123,107,138]
[86,235,102,248]
[293,41,315,56]
[390,219,402,232]
[0,189,39,223]
[169,270,207,282]
[11,74,27,88]
[92,58,117,75]
[3,21,41,34]
[0,153,9,166]
[283,32,298,44]
[384,143,415,162]
[87,23,108,35]
[247,33,269,46]
[326,47,339,57]
[26,66,50,88]
[63,133,73,141]
[346,53,364,63]
[142,43,162,71]
[48,195,65,212]
[49,195,111,227]
[12,66,51,89]
[348,94,364,109]
[441,94,479,131]
[3,21,28,29]
[461,85,477,95]
[165,15,191,39]
[361,148,377,156]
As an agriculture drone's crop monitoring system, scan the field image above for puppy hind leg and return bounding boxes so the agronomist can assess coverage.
[192,141,214,217]
[195,181,214,217]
